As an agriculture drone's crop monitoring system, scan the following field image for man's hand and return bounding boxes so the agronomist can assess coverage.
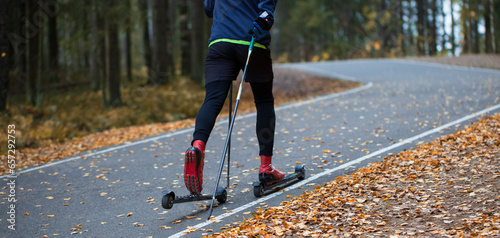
[249,12,273,37]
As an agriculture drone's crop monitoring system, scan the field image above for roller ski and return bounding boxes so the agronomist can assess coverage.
[161,188,227,210]
[253,164,306,197]
[161,141,228,210]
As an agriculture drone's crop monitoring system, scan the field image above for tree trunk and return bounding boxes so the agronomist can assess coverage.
[169,0,176,76]
[26,0,41,106]
[0,0,9,111]
[106,0,122,108]
[461,0,471,53]
[7,0,26,95]
[98,3,107,106]
[469,1,480,53]
[180,0,191,76]
[377,0,387,58]
[151,0,170,85]
[125,0,133,82]
[399,0,406,56]
[82,1,90,70]
[139,0,152,83]
[484,0,494,53]
[471,17,480,53]
[408,0,415,54]
[190,0,204,85]
[494,0,499,53]
[37,18,43,107]
[89,0,101,91]
[450,0,456,56]
[429,0,438,55]
[47,8,58,82]
[416,0,425,55]
[441,0,447,54]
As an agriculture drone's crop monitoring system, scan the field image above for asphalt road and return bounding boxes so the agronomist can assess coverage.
[1,59,500,237]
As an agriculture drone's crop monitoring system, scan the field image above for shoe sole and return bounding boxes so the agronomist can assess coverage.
[185,149,202,194]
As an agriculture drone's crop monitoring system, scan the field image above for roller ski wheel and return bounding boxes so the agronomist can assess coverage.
[295,165,306,180]
[253,183,265,197]
[162,191,175,209]
[216,187,227,204]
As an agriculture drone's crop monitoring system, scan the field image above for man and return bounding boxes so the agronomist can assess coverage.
[184,0,283,195]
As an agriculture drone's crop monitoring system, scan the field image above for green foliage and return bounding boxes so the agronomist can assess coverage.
[276,0,382,61]
[274,0,497,61]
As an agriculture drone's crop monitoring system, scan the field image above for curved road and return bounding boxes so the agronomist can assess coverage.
[1,59,499,237]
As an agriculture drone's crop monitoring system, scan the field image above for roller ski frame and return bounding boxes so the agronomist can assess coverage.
[161,187,227,209]
[253,165,306,197]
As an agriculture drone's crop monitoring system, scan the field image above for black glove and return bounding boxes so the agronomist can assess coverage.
[254,17,272,31]
[249,13,273,37]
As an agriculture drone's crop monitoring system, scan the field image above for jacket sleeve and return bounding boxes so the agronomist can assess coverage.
[258,0,278,26]
[204,0,215,18]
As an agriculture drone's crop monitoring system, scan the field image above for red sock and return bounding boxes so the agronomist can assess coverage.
[261,155,272,166]
[192,140,206,153]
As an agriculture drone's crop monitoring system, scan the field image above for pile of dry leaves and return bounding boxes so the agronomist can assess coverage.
[210,114,500,237]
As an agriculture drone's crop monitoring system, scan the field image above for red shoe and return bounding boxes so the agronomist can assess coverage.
[184,140,205,194]
[259,164,285,183]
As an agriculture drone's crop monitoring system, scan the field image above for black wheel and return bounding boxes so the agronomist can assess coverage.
[253,183,264,197]
[295,165,306,180]
[216,187,227,204]
[162,194,174,209]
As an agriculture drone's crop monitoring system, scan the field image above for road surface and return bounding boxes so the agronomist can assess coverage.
[1,59,499,237]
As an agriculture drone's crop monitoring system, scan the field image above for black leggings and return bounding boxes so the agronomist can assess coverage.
[193,80,275,156]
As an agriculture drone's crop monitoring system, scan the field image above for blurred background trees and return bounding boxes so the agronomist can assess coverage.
[1,0,498,112]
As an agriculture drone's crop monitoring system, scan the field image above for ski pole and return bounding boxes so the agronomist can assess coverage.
[227,83,232,188]
[207,36,256,220]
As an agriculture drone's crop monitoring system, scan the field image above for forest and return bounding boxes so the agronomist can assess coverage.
[0,0,498,149]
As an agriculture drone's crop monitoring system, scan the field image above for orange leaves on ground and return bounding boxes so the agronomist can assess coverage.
[0,119,195,175]
[209,115,500,237]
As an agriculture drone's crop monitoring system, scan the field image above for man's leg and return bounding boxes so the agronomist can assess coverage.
[250,81,285,182]
[185,80,232,194]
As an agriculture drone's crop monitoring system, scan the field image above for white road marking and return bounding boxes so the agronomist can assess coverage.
[170,102,500,237]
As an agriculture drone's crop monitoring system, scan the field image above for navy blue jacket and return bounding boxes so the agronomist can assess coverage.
[204,0,278,48]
